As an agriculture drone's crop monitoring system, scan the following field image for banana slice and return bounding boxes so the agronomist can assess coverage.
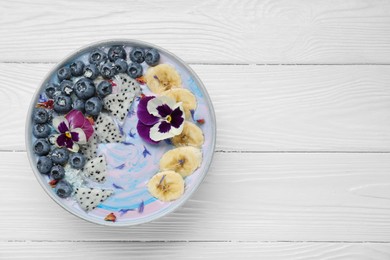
[145,64,182,94]
[160,146,202,177]
[161,88,197,119]
[147,171,184,202]
[171,121,204,148]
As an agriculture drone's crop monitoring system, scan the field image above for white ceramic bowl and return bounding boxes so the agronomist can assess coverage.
[26,39,216,226]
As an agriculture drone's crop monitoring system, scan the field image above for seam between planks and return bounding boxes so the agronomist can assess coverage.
[2,61,390,66]
[4,150,390,153]
[3,240,390,243]
[3,150,390,154]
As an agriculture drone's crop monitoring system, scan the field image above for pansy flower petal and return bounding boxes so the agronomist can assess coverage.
[137,95,186,143]
[168,122,184,136]
[55,134,67,147]
[170,105,184,129]
[80,119,94,140]
[150,121,177,141]
[64,137,74,149]
[68,142,80,153]
[147,96,176,117]
[71,128,87,144]
[65,109,94,140]
[65,110,85,129]
[51,134,60,146]
[137,120,159,144]
[159,96,176,109]
[137,96,159,125]
[156,104,172,118]
[53,116,69,133]
[158,121,171,133]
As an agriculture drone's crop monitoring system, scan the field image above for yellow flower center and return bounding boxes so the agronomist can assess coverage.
[65,131,72,138]
[166,115,172,123]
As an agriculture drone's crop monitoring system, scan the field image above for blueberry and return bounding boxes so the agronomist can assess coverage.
[50,165,65,180]
[33,108,49,124]
[145,48,160,66]
[99,62,117,79]
[130,47,145,63]
[33,138,51,156]
[72,99,85,112]
[57,67,71,81]
[37,156,53,174]
[44,83,60,99]
[70,61,85,77]
[114,58,128,73]
[89,49,107,65]
[53,95,72,114]
[108,46,126,61]
[60,80,73,95]
[55,180,73,198]
[97,81,112,97]
[85,97,102,116]
[69,153,86,169]
[32,123,51,138]
[127,62,143,78]
[50,148,70,165]
[74,78,96,100]
[83,64,99,80]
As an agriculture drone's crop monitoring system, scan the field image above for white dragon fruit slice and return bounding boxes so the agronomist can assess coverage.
[114,74,141,95]
[83,155,107,183]
[74,187,113,212]
[79,133,99,161]
[103,92,136,123]
[94,113,125,143]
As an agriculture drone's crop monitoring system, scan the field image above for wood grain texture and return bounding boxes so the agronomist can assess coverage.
[2,152,390,241]
[2,242,390,260]
[1,0,390,64]
[3,63,390,152]
[2,0,390,258]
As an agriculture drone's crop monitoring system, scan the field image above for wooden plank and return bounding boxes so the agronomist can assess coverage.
[3,63,390,151]
[2,152,390,241]
[1,0,390,64]
[2,242,390,259]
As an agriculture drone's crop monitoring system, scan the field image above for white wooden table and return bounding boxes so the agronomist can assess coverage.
[2,0,390,259]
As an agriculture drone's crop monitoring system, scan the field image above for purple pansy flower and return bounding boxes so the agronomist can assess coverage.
[137,96,185,144]
[52,110,94,152]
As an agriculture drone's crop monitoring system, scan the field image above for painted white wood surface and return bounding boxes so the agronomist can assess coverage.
[2,63,390,152]
[1,0,390,259]
[2,152,390,241]
[1,0,390,64]
[2,242,390,260]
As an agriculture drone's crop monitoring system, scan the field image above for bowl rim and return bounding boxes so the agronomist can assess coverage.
[25,39,217,226]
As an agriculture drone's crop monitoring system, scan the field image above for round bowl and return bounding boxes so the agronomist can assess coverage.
[26,39,216,226]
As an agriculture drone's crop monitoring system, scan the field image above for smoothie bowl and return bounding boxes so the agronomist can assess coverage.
[26,40,216,226]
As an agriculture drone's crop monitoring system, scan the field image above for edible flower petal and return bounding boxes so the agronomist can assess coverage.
[137,96,159,125]
[104,212,117,222]
[65,110,94,140]
[53,110,93,152]
[137,96,185,143]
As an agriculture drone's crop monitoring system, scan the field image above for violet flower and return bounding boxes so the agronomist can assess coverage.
[52,110,94,152]
[137,96,185,144]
